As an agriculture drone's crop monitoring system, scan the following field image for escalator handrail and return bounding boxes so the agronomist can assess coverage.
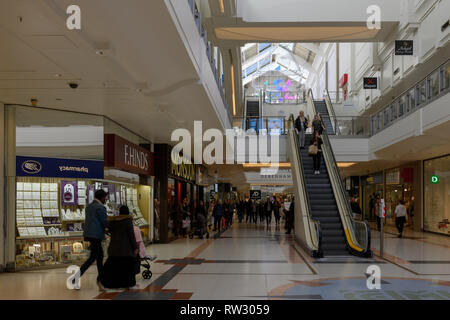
[320,122,367,253]
[323,89,340,135]
[309,102,371,256]
[288,114,323,257]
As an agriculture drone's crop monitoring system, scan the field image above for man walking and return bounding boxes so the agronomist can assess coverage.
[79,189,109,290]
[295,111,309,149]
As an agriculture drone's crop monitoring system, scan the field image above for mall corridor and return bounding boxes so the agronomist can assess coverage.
[0,221,449,300]
[0,0,449,309]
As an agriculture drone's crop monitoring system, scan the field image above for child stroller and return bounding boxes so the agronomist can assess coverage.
[136,256,154,280]
[189,214,209,239]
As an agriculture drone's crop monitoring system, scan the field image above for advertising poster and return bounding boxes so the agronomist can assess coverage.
[61,181,78,206]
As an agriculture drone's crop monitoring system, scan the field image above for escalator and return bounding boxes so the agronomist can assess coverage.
[245,100,260,131]
[288,93,372,257]
[313,99,335,135]
[299,134,348,255]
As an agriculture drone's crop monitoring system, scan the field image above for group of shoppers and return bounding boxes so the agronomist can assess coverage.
[240,197,295,234]
[78,190,156,291]
[295,111,325,175]
[210,199,237,232]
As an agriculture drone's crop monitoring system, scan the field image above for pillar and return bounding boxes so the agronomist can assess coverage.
[0,103,4,272]
[5,106,16,271]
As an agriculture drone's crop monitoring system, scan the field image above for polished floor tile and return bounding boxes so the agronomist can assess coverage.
[1,221,449,300]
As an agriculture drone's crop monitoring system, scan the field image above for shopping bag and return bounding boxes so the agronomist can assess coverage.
[182,218,191,229]
[308,144,318,156]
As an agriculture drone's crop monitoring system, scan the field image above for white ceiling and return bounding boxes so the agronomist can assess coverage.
[0,0,225,143]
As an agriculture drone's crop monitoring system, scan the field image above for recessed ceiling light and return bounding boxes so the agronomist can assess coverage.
[55,73,62,78]
[95,50,104,56]
[56,98,63,101]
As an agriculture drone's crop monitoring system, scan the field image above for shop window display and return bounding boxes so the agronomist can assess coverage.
[15,177,150,269]
[424,155,450,235]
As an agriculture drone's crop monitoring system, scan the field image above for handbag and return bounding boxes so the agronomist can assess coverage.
[182,218,191,229]
[308,144,318,155]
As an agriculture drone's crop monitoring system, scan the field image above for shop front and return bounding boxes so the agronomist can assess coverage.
[104,133,154,242]
[6,105,155,271]
[384,167,415,227]
[424,154,450,236]
[154,144,196,242]
[361,172,383,221]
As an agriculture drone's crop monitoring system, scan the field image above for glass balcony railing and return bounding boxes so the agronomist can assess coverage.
[321,115,371,137]
[186,0,231,125]
[232,116,288,135]
[371,59,450,135]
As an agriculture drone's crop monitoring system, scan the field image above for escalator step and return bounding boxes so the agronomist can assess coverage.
[322,230,345,237]
[310,205,338,211]
[322,236,346,244]
[311,211,340,217]
[308,194,334,200]
[310,199,336,206]
[316,217,341,224]
[322,243,348,250]
[323,250,349,256]
[320,223,343,230]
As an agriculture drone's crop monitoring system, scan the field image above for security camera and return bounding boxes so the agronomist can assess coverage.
[68,82,79,89]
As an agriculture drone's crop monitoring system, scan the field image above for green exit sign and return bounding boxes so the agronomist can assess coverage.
[431,175,440,184]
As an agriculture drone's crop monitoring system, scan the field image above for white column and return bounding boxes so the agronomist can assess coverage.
[5,106,16,271]
[0,103,4,272]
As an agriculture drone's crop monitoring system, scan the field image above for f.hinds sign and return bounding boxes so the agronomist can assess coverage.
[104,134,153,176]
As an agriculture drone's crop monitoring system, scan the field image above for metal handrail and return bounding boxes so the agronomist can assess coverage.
[324,88,339,135]
[314,112,372,257]
[288,114,322,257]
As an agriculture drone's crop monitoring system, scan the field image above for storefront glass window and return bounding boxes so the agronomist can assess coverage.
[424,155,450,235]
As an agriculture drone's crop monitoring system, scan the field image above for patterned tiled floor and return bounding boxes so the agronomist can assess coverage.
[0,221,449,300]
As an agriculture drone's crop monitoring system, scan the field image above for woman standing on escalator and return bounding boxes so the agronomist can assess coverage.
[310,131,323,175]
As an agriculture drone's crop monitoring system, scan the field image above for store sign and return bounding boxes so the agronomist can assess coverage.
[250,190,261,199]
[170,153,195,182]
[386,170,400,184]
[431,175,440,184]
[196,166,209,186]
[104,134,153,176]
[401,168,414,183]
[395,40,414,56]
[339,73,348,88]
[363,77,378,89]
[16,156,104,179]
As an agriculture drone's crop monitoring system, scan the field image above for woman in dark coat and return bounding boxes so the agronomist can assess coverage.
[310,131,323,175]
[100,205,138,289]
